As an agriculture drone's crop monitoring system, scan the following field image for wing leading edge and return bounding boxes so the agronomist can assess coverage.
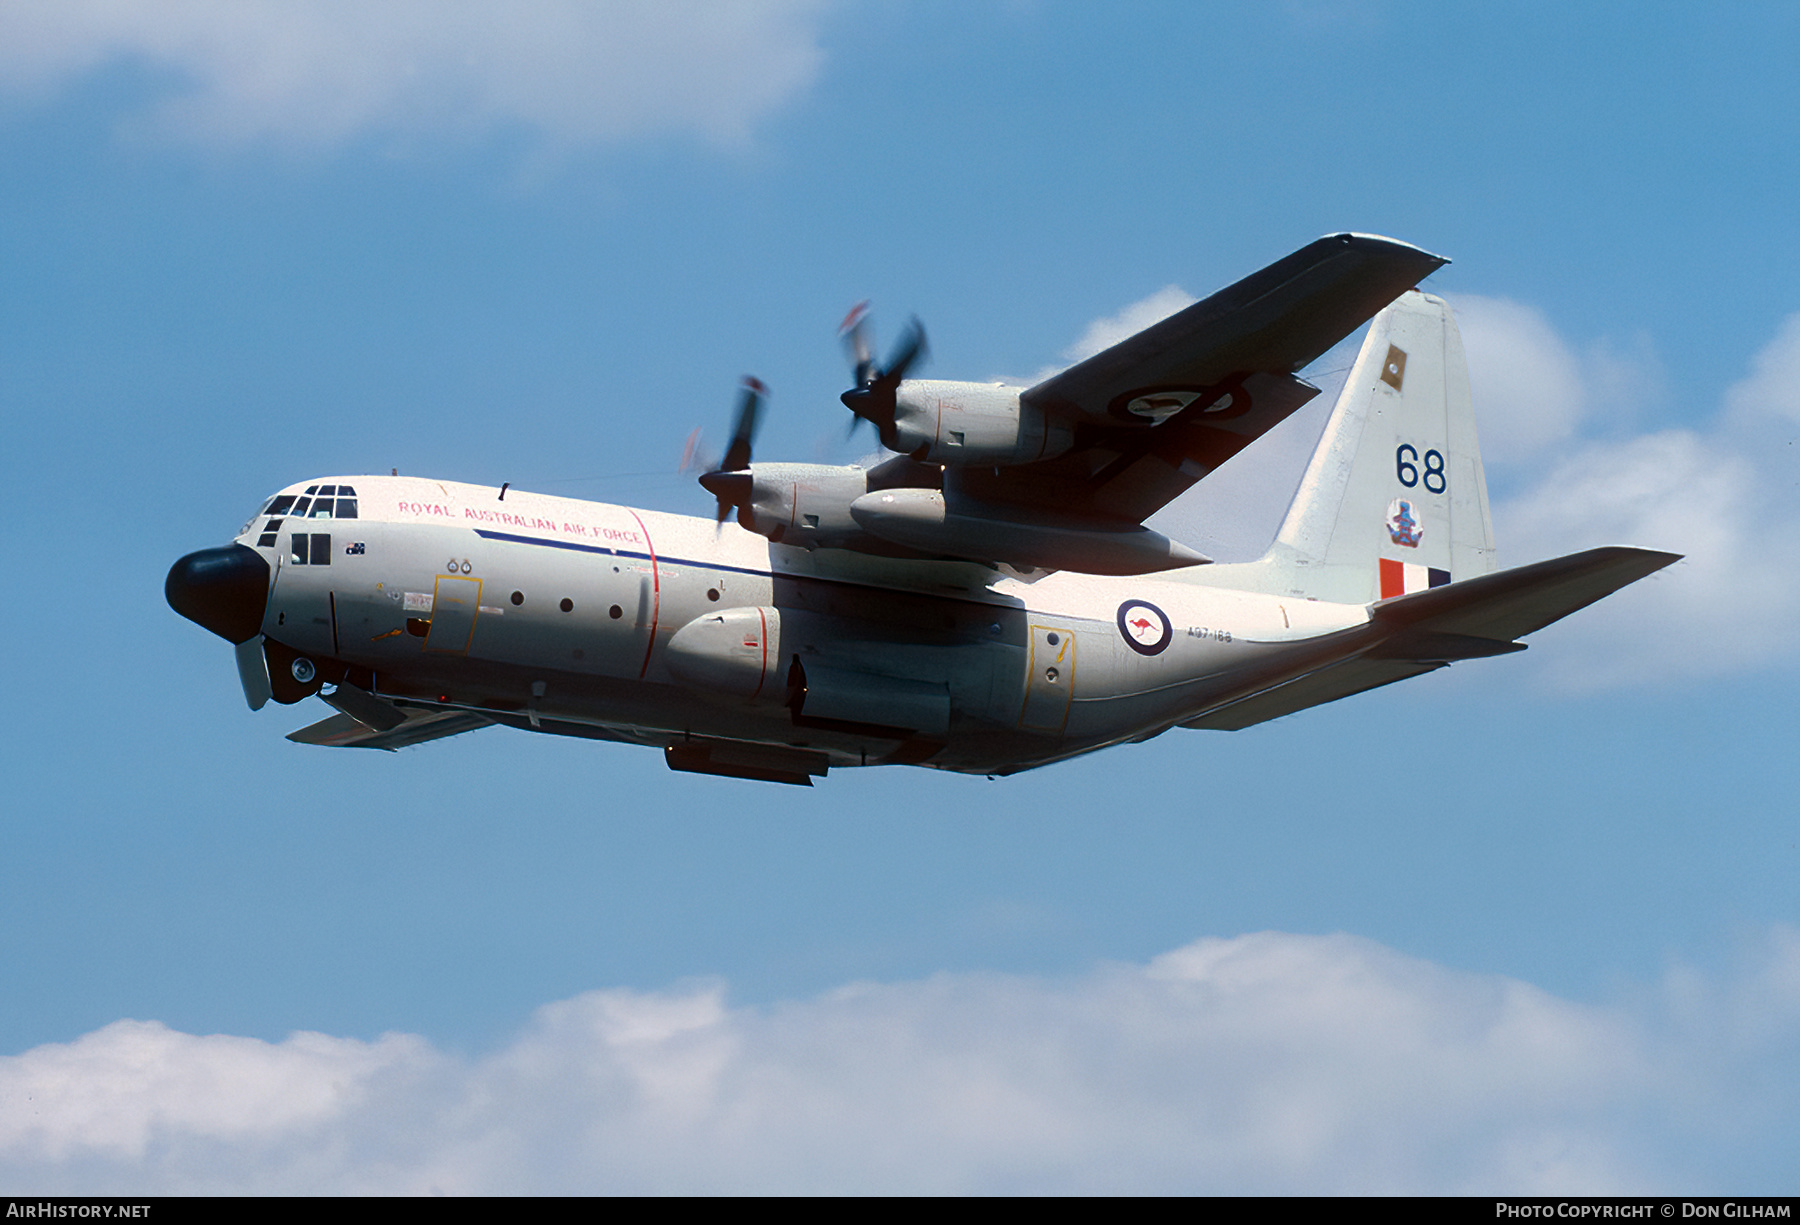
[958,234,1449,526]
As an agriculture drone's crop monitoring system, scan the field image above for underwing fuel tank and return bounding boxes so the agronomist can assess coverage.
[849,488,1210,576]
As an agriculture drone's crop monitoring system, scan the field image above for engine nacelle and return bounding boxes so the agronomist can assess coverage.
[889,380,1074,466]
[722,459,940,558]
[730,463,869,548]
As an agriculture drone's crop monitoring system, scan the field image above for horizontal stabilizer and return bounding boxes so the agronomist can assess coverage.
[288,707,493,750]
[1183,658,1444,731]
[1365,629,1528,662]
[1372,546,1681,642]
[1184,546,1677,731]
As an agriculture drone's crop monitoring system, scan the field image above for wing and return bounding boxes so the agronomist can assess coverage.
[955,233,1447,524]
[287,707,493,750]
[1181,658,1445,731]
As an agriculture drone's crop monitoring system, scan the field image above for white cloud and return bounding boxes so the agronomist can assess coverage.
[1724,312,1800,426]
[1489,312,1800,687]
[0,1,828,152]
[1012,285,1198,387]
[4,930,1796,1193]
[1451,295,1672,468]
[1059,284,1197,365]
[1451,295,1590,464]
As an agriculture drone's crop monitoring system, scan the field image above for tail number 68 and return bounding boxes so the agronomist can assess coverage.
[1396,444,1447,494]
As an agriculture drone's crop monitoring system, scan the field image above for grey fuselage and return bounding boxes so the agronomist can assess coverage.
[243,474,1370,775]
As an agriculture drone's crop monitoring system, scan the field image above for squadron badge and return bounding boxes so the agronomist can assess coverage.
[1386,498,1423,548]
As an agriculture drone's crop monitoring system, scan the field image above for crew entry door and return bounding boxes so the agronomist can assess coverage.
[424,575,481,654]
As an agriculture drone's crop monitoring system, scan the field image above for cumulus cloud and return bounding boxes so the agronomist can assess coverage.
[1059,284,1197,366]
[1723,312,1800,426]
[0,0,828,151]
[1478,311,1800,687]
[1452,295,1591,464]
[1013,285,1198,387]
[3,930,1797,1193]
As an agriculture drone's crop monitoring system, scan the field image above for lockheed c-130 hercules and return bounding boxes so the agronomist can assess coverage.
[166,234,1677,785]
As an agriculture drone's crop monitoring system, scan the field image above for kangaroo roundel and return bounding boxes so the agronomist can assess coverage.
[1117,600,1173,656]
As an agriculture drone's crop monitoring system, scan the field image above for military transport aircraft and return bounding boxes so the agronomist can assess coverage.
[166,234,1677,785]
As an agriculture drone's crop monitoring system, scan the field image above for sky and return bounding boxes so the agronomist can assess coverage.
[2,0,1798,1195]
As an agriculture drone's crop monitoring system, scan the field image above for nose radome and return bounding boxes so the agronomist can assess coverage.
[165,544,271,644]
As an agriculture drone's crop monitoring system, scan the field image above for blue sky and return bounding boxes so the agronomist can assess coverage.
[2,1,1797,1194]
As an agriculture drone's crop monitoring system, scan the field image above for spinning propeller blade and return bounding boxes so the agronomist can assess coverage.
[697,376,766,526]
[838,308,927,450]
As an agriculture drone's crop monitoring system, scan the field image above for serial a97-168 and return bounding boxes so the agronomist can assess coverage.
[165,234,1675,785]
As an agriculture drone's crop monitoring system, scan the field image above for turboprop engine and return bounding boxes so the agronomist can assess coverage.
[702,454,943,555]
[885,380,1075,466]
[837,307,1078,466]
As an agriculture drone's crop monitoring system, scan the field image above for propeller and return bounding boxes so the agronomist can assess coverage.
[235,636,272,711]
[838,304,927,450]
[696,376,765,527]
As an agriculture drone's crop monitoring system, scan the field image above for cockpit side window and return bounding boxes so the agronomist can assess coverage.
[289,532,332,565]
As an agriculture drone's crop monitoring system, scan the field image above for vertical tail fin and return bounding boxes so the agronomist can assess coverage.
[1202,290,1496,604]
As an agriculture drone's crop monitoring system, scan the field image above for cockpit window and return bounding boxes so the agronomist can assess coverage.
[290,532,331,565]
[249,488,355,546]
